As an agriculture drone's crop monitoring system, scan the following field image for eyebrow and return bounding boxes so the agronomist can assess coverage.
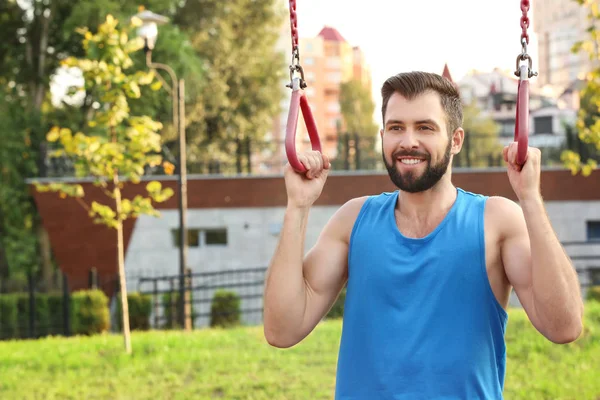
[385,119,441,129]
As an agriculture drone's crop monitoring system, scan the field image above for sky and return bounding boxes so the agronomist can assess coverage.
[289,0,540,113]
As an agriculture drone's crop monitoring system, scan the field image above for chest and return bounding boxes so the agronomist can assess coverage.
[394,211,449,239]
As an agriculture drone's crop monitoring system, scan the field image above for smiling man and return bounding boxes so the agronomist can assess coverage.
[263,71,584,399]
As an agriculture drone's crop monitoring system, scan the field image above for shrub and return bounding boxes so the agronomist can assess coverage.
[116,292,152,331]
[33,294,50,338]
[46,293,65,336]
[587,286,600,303]
[326,288,346,319]
[210,290,241,328]
[162,291,195,329]
[15,294,29,338]
[0,295,18,339]
[71,290,110,335]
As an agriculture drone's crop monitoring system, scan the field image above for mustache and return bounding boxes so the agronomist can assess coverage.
[392,150,430,160]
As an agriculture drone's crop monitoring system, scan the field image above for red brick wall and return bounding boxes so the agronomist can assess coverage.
[30,169,600,295]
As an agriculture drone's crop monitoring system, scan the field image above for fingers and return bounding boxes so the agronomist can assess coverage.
[504,142,541,171]
[297,151,329,179]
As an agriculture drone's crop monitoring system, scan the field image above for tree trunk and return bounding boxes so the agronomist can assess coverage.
[38,226,53,291]
[114,174,132,354]
[30,4,55,290]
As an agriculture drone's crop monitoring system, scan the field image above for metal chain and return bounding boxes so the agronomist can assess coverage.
[289,0,299,59]
[286,0,306,89]
[520,0,530,45]
[515,0,537,78]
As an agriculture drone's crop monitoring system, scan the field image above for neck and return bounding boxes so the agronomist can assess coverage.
[396,174,457,220]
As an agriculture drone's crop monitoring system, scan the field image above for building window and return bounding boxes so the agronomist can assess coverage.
[587,221,600,241]
[498,119,515,137]
[172,228,228,247]
[326,57,341,68]
[326,72,342,83]
[304,57,314,66]
[327,102,340,113]
[205,228,228,245]
[172,228,200,247]
[534,116,553,134]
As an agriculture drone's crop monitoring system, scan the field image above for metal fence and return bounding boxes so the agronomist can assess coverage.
[44,132,597,178]
[1,241,599,340]
[136,267,267,329]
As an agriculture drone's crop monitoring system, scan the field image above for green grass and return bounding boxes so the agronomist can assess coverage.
[1,303,599,400]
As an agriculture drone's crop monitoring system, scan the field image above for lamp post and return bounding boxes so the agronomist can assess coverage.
[134,10,190,331]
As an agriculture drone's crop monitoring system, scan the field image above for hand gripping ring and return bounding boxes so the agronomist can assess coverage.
[285,78,322,173]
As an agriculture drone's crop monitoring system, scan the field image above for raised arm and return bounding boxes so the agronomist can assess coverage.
[499,143,584,344]
[263,151,365,348]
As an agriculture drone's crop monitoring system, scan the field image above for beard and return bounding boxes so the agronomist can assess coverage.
[383,141,452,193]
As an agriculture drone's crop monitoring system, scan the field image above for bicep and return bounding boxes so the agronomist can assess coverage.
[299,197,366,331]
[498,199,543,330]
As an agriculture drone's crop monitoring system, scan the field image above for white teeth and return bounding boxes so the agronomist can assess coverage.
[400,159,423,165]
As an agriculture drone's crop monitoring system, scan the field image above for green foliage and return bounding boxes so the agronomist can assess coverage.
[46,293,65,336]
[174,0,286,169]
[0,292,59,339]
[116,292,152,331]
[0,86,40,279]
[326,288,346,319]
[561,0,600,176]
[0,295,18,339]
[161,291,195,329]
[34,15,174,230]
[0,306,600,398]
[210,290,241,328]
[339,78,379,136]
[34,294,51,337]
[70,289,110,335]
[459,100,503,167]
[587,286,600,302]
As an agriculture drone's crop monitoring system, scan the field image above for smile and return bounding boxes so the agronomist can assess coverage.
[398,158,425,165]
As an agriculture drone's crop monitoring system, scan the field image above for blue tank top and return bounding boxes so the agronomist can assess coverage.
[335,188,508,400]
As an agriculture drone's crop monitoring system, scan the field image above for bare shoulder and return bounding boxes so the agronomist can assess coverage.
[485,196,526,238]
[324,196,369,244]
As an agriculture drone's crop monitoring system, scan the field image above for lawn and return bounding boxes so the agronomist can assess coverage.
[0,303,599,400]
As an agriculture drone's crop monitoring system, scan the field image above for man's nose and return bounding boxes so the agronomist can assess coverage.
[398,129,419,149]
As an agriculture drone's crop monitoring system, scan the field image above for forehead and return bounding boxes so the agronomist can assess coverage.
[384,91,445,125]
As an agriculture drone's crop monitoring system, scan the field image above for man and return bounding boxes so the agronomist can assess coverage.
[262,71,583,399]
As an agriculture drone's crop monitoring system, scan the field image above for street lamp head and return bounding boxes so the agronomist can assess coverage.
[132,10,170,51]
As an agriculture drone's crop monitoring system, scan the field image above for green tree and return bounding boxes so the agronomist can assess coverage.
[336,78,380,170]
[0,0,201,285]
[0,85,39,282]
[339,78,379,136]
[34,15,174,353]
[458,101,503,167]
[561,0,600,176]
[174,0,285,172]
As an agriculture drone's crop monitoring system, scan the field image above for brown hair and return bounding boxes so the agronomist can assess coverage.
[381,71,462,136]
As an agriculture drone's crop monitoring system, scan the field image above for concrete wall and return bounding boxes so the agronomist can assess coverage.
[125,200,600,326]
[30,169,600,327]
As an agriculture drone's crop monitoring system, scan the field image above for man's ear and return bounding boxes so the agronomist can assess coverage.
[451,128,465,155]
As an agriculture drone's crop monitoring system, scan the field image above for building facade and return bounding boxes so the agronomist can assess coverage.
[532,0,598,97]
[457,67,577,151]
[267,21,374,171]
[32,170,600,327]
